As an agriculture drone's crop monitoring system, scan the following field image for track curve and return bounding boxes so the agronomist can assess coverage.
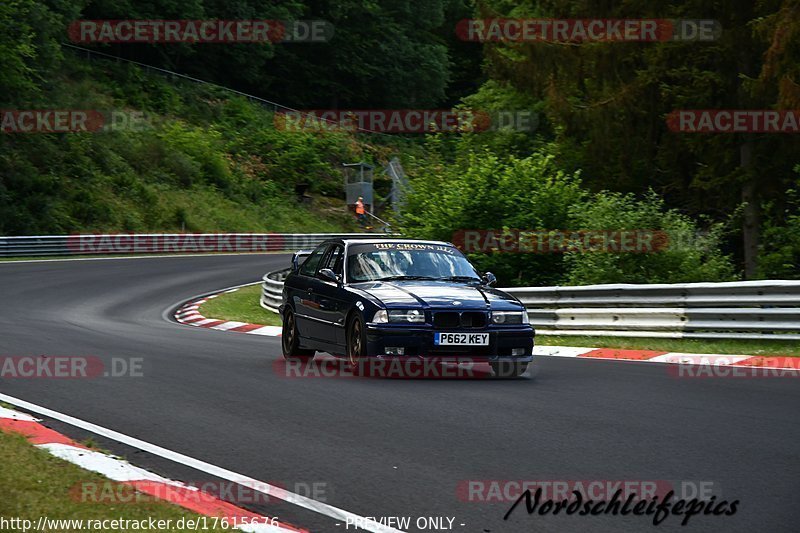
[0,254,798,532]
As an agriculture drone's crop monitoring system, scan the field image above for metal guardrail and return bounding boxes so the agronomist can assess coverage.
[505,281,800,340]
[0,233,380,257]
[260,273,800,340]
[260,268,290,313]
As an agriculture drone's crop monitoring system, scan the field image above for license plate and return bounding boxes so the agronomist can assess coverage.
[434,332,489,346]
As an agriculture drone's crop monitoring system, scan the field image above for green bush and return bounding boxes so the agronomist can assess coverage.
[401,140,738,286]
[401,144,586,285]
[758,178,800,279]
[758,213,800,279]
[564,191,737,285]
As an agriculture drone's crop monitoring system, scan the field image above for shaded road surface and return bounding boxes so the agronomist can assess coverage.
[0,254,798,532]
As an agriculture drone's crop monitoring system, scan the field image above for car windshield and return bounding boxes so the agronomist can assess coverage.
[347,243,480,282]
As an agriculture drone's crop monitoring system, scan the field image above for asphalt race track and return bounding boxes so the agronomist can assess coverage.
[1,254,798,532]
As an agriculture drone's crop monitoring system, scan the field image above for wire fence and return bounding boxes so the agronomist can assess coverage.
[61,43,394,138]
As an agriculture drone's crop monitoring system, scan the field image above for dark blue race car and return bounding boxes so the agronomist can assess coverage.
[279,238,534,377]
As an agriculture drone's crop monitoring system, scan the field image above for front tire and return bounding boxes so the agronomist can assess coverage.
[282,308,315,361]
[491,361,528,378]
[347,314,367,375]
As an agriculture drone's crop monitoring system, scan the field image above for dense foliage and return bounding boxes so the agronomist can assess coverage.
[401,140,736,286]
[0,55,365,234]
[0,0,797,283]
[461,0,800,280]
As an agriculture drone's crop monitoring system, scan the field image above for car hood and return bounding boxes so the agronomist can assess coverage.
[350,281,522,310]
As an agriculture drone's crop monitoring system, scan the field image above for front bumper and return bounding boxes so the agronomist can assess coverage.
[364,324,535,363]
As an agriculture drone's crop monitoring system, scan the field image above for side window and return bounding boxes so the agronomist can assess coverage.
[299,244,328,277]
[321,245,344,276]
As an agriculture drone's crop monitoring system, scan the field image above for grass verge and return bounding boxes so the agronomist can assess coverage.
[539,335,800,357]
[200,285,282,327]
[0,430,230,532]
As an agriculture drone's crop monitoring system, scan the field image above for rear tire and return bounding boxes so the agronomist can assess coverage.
[282,309,315,361]
[491,361,528,378]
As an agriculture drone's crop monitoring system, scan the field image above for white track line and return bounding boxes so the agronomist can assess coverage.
[0,392,403,533]
[1,408,290,532]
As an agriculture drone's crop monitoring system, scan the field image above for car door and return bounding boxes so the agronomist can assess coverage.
[306,244,349,346]
[292,243,329,340]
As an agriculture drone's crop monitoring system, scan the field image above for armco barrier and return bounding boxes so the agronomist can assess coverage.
[505,280,800,340]
[0,233,379,257]
[260,273,800,340]
[261,268,290,313]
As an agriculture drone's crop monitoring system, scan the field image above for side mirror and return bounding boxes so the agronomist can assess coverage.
[318,268,341,284]
[482,272,497,286]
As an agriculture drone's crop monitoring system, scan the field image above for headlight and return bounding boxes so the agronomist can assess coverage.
[388,309,426,323]
[372,309,425,323]
[491,310,529,325]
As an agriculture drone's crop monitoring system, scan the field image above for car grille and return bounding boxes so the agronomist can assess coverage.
[433,311,487,329]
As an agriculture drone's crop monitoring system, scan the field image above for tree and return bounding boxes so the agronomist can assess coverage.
[264,0,456,108]
[471,0,800,278]
[0,0,81,105]
[79,0,463,109]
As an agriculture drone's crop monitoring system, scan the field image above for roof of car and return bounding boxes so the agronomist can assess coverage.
[326,237,454,247]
